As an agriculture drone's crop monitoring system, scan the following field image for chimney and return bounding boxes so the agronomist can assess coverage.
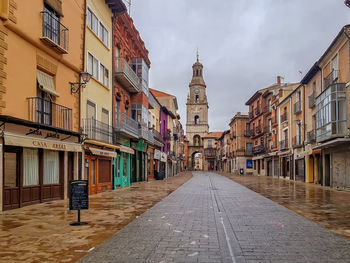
[277,76,281,85]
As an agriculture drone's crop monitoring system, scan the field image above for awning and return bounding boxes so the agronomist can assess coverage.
[4,132,82,152]
[37,70,60,97]
[89,147,117,158]
[120,145,134,155]
[84,139,120,150]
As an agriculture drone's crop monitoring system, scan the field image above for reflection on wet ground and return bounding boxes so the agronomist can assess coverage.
[0,172,192,263]
[221,172,350,240]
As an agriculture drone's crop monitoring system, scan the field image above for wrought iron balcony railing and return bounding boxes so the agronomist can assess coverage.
[308,91,316,108]
[294,101,302,114]
[253,145,265,154]
[281,112,287,123]
[255,126,262,135]
[40,11,68,54]
[244,130,252,137]
[307,130,316,144]
[153,129,164,144]
[115,112,139,139]
[27,97,72,131]
[254,107,260,116]
[245,149,253,157]
[292,135,302,148]
[204,148,216,158]
[114,58,141,93]
[324,70,339,89]
[279,139,289,150]
[82,118,113,144]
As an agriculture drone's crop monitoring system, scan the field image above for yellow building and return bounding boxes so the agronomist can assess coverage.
[81,0,126,195]
[0,0,85,211]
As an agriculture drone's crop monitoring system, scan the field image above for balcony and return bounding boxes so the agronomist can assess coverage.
[204,148,216,158]
[163,132,171,141]
[281,112,287,123]
[153,129,164,144]
[138,123,149,141]
[316,83,347,142]
[245,149,253,157]
[254,107,260,116]
[324,70,339,89]
[308,91,316,108]
[292,135,302,148]
[253,145,265,154]
[40,11,68,54]
[27,97,72,131]
[279,139,289,150]
[264,105,271,114]
[244,130,252,137]
[115,112,139,139]
[264,126,270,134]
[249,111,254,119]
[146,129,154,144]
[307,130,316,144]
[294,101,302,114]
[114,58,141,93]
[271,116,277,126]
[82,118,113,144]
[255,126,262,135]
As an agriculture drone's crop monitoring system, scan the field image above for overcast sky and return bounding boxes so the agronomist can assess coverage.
[128,0,349,132]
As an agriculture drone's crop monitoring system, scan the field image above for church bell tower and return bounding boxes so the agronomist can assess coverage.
[186,53,209,149]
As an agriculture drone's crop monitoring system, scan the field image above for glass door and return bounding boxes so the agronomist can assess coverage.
[3,149,20,210]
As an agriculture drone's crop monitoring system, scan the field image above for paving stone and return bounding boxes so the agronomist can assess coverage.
[79,172,350,263]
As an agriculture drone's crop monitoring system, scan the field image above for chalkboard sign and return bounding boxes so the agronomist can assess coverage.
[69,180,89,210]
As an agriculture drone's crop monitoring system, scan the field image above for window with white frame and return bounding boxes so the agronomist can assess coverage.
[87,8,109,47]
[87,52,109,87]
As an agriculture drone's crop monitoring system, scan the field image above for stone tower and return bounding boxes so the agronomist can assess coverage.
[186,54,209,169]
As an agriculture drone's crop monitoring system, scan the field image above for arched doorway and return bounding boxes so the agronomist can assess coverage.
[191,152,203,171]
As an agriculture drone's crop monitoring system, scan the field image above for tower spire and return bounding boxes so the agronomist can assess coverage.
[196,48,199,62]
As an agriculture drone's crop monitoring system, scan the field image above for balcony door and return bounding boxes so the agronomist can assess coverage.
[37,89,52,126]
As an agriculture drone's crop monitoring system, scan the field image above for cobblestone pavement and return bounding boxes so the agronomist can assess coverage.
[220,172,350,239]
[0,172,192,263]
[79,172,350,263]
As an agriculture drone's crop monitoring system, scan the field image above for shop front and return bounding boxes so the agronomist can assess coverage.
[84,144,118,195]
[115,144,134,188]
[131,140,148,183]
[1,121,81,211]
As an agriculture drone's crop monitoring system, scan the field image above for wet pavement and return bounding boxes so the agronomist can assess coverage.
[221,172,350,240]
[79,172,350,263]
[0,172,192,263]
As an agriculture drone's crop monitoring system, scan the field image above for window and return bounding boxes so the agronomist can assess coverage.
[36,88,52,126]
[43,4,60,45]
[87,8,109,47]
[195,95,199,103]
[87,100,96,119]
[23,148,39,186]
[87,52,99,79]
[99,63,109,87]
[194,115,199,124]
[43,150,59,185]
[208,140,212,148]
[102,108,109,125]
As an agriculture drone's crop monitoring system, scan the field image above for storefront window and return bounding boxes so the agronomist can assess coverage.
[23,148,39,186]
[43,150,59,185]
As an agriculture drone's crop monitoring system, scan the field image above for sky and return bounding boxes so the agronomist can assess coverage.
[128,0,349,132]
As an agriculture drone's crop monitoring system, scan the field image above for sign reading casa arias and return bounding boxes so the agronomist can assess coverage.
[32,140,67,150]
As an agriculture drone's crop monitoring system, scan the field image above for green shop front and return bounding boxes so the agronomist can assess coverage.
[131,140,148,183]
[114,136,135,188]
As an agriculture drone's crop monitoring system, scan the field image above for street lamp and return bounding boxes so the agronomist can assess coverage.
[70,72,92,94]
[345,0,350,8]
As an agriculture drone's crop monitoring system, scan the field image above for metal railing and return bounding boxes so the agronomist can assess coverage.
[254,107,260,116]
[147,129,154,144]
[293,135,302,147]
[279,139,289,150]
[204,148,216,158]
[253,145,265,154]
[82,118,113,144]
[27,97,72,130]
[138,123,149,140]
[115,112,139,138]
[324,70,339,89]
[294,101,302,114]
[244,130,252,137]
[249,111,254,119]
[114,58,141,93]
[41,11,68,52]
[307,130,316,144]
[245,149,253,156]
[255,126,262,134]
[308,91,316,108]
[281,112,287,123]
[153,129,164,143]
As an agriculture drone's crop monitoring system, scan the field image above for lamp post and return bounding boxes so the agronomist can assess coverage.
[70,72,92,94]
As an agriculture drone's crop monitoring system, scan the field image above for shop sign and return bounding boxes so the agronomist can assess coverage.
[154,149,161,160]
[89,147,117,158]
[246,159,253,169]
[132,140,147,152]
[161,152,167,162]
[69,180,89,210]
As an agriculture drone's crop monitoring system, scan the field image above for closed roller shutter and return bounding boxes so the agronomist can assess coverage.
[98,159,111,183]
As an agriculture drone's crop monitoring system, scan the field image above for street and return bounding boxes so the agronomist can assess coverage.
[79,172,350,263]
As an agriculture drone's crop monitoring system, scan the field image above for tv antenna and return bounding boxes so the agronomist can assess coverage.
[125,0,132,15]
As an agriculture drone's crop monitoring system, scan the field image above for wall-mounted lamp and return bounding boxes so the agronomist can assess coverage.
[70,72,92,94]
[345,0,350,8]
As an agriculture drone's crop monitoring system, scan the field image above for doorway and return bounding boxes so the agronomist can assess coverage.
[325,154,331,186]
[3,148,20,210]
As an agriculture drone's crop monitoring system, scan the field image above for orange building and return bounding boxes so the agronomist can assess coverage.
[0,0,85,211]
